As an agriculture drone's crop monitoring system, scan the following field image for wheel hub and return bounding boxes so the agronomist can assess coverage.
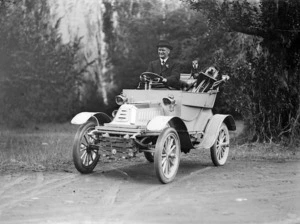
[86,144,99,153]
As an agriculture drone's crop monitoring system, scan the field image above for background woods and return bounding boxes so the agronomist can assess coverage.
[0,0,81,126]
[184,0,300,144]
[0,0,299,145]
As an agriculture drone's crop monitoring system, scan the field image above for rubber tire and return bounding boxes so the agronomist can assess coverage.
[210,122,230,166]
[154,127,181,184]
[73,120,100,174]
[144,152,154,163]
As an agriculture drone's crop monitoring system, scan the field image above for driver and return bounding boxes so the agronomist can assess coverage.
[145,40,181,89]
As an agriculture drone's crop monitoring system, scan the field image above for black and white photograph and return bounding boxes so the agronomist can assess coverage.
[0,0,299,223]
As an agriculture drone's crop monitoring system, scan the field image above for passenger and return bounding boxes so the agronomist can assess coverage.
[190,58,201,79]
[145,40,181,89]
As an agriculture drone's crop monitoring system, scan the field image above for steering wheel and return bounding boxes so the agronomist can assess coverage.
[140,72,167,89]
[140,72,164,83]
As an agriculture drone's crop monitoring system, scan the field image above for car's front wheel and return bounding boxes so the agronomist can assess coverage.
[210,123,230,166]
[73,120,100,174]
[154,127,181,184]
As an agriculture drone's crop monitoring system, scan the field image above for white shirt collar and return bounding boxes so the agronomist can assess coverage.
[160,58,168,64]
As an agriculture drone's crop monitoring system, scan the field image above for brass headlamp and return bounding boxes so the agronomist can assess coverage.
[115,93,128,105]
[162,94,176,112]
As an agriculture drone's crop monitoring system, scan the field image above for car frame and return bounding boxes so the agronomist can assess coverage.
[71,71,236,184]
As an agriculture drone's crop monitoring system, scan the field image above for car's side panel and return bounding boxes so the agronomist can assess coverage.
[123,89,183,117]
[71,112,111,126]
[181,107,213,132]
[181,92,217,108]
[198,114,236,150]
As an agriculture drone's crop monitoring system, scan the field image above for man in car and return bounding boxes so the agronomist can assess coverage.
[145,40,181,89]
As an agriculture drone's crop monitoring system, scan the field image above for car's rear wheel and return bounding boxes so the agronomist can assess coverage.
[73,120,100,173]
[210,123,230,166]
[154,127,180,184]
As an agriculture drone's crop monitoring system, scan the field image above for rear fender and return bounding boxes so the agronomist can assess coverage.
[199,114,236,150]
[71,112,111,126]
[147,116,193,153]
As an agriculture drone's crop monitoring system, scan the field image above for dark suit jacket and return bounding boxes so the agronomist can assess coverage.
[147,58,181,89]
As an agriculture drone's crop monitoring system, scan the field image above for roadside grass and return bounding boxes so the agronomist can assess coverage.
[0,122,299,173]
[230,120,300,161]
[230,142,300,161]
[0,123,78,172]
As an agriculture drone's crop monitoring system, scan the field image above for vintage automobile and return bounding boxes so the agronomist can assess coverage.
[71,69,236,184]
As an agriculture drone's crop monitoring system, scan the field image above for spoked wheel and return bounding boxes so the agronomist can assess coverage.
[154,127,181,184]
[210,123,230,166]
[73,120,100,174]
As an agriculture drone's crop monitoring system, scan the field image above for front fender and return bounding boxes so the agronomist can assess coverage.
[71,112,111,126]
[147,116,193,153]
[146,116,174,131]
[199,114,236,150]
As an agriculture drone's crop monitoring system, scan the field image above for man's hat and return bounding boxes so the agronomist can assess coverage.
[157,40,173,50]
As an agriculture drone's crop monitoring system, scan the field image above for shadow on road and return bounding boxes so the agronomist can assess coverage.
[89,158,213,185]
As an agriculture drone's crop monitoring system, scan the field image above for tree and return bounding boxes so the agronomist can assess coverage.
[0,0,81,126]
[184,0,300,144]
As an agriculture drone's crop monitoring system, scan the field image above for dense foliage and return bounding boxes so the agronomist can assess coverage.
[0,0,81,126]
[184,0,300,144]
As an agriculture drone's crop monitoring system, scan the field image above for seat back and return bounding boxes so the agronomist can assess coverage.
[180,73,192,83]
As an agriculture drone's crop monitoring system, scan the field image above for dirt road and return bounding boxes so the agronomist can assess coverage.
[0,154,299,224]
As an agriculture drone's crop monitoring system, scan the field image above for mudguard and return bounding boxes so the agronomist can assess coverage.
[147,116,174,131]
[199,114,236,150]
[71,112,111,126]
[147,116,193,153]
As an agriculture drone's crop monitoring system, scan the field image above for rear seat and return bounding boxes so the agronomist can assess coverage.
[180,73,192,83]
